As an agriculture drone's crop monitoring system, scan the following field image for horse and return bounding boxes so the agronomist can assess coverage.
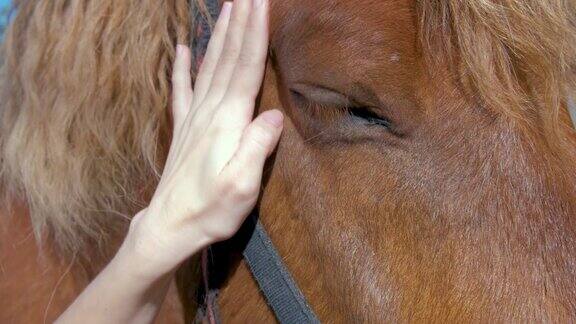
[1,0,575,322]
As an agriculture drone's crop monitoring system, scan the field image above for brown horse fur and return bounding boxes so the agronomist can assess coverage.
[1,0,576,322]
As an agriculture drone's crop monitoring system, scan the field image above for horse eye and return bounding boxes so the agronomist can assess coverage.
[289,84,392,129]
[347,106,392,128]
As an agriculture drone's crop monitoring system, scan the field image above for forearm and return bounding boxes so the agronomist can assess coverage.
[55,233,177,324]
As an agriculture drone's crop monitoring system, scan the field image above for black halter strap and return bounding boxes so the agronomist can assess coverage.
[191,2,319,323]
[242,213,320,324]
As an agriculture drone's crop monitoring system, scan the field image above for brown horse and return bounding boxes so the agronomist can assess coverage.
[1,0,576,322]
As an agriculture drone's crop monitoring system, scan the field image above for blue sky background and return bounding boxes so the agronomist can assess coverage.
[0,0,12,37]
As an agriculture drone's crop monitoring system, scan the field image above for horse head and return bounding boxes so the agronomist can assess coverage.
[242,0,576,321]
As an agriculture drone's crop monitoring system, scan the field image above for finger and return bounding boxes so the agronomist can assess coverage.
[200,0,252,108]
[219,0,269,127]
[192,2,233,107]
[219,109,283,188]
[172,44,193,131]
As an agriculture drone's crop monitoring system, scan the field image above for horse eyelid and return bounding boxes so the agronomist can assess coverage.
[290,86,395,132]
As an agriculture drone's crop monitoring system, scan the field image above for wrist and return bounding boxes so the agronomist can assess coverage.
[112,232,172,284]
[117,208,210,281]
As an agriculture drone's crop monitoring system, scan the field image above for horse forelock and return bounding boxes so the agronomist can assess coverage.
[419,0,576,139]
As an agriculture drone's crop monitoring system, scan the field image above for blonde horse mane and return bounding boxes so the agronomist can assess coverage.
[420,0,576,129]
[0,0,574,257]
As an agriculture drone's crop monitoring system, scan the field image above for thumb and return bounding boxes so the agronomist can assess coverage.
[221,109,284,184]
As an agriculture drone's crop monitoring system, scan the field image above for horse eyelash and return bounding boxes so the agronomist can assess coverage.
[291,89,393,130]
[344,106,391,127]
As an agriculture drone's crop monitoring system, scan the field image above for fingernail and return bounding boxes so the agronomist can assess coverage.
[263,110,284,127]
[253,0,265,8]
[221,2,232,15]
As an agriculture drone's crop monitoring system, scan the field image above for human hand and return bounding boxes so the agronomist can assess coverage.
[124,0,282,278]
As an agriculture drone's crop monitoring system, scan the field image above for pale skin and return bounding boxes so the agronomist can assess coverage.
[56,0,281,323]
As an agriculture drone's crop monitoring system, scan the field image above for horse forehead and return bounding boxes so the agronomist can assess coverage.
[269,0,419,100]
[270,0,414,19]
[270,0,416,49]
